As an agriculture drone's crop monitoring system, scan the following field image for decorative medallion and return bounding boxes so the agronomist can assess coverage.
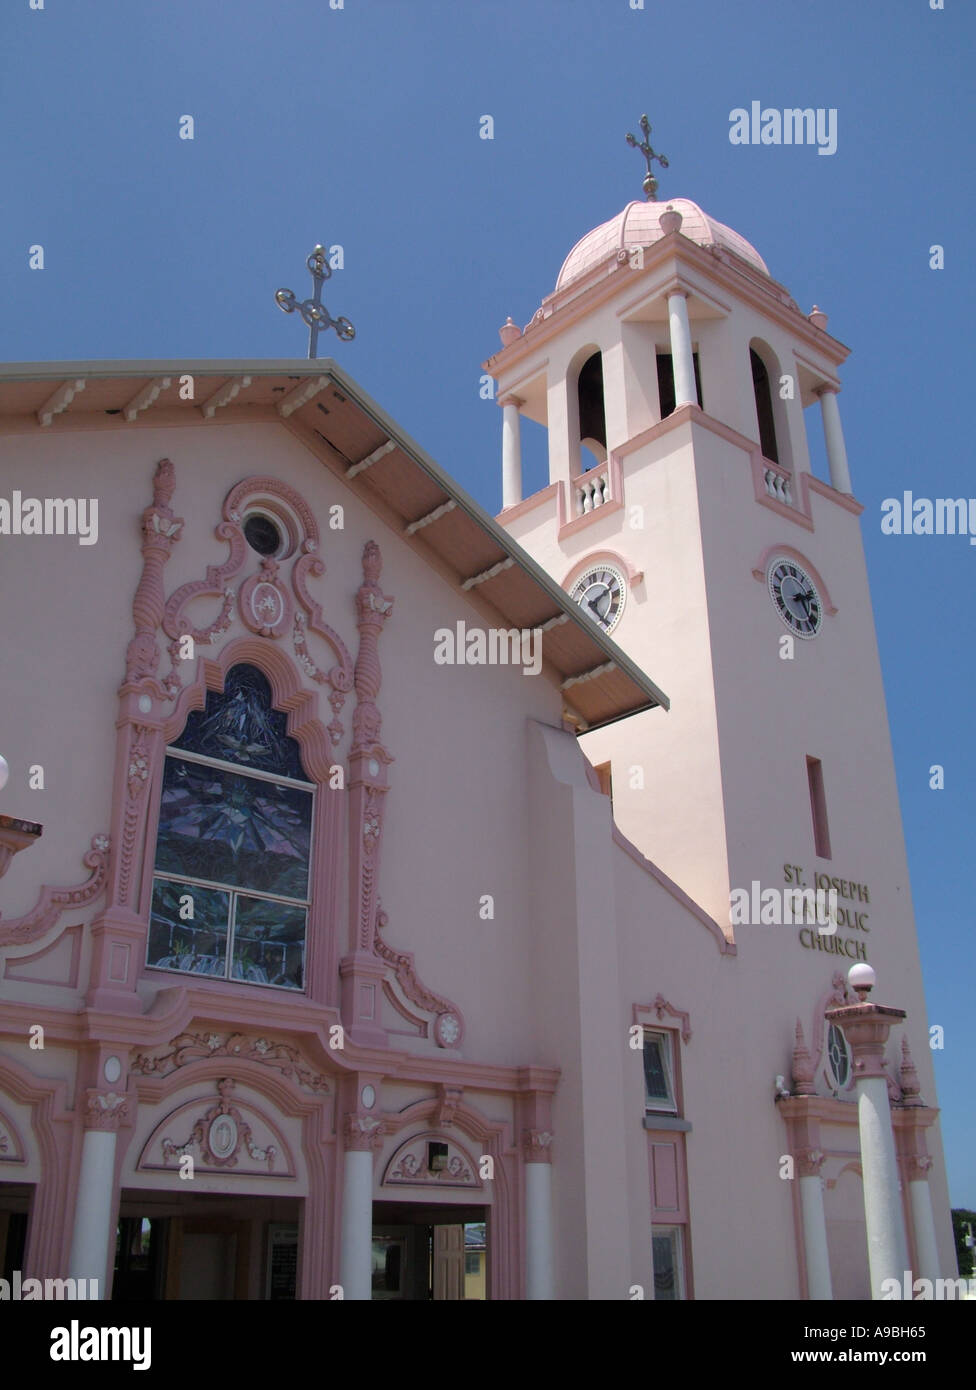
[239,558,294,639]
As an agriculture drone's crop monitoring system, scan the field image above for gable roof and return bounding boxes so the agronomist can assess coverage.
[0,358,669,730]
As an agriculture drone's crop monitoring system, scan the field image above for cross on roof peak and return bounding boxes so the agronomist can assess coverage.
[625,114,669,202]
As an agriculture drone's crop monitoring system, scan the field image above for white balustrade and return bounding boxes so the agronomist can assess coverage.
[575,470,610,516]
[764,466,793,506]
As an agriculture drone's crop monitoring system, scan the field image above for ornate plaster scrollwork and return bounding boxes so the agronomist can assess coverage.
[373,907,465,1048]
[291,548,353,746]
[161,520,247,694]
[383,1132,479,1186]
[123,458,183,692]
[650,994,692,1042]
[161,1079,276,1171]
[0,835,110,948]
[130,1030,330,1093]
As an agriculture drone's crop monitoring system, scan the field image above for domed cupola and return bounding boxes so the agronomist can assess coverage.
[556,197,770,292]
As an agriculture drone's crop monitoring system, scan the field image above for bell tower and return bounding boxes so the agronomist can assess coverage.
[484,136,901,945]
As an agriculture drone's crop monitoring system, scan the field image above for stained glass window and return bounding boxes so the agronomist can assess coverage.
[147,664,312,991]
[826,1023,851,1089]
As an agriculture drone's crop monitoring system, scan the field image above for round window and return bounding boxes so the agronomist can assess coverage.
[243,512,282,556]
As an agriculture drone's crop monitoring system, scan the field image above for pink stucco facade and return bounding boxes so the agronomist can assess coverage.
[0,196,955,1301]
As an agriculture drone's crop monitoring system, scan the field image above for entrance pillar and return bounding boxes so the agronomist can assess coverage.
[339,1112,382,1301]
[523,1130,554,1299]
[827,967,909,1300]
[68,1090,128,1297]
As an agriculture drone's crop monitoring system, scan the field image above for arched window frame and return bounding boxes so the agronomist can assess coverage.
[749,338,794,474]
[139,639,342,1005]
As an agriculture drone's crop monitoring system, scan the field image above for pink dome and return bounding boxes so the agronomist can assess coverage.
[556,198,769,289]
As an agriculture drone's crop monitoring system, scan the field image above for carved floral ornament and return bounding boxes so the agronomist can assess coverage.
[0,834,110,949]
[0,1110,26,1163]
[382,1132,481,1188]
[83,1089,129,1132]
[131,1030,330,1093]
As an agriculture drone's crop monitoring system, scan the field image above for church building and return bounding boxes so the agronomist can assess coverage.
[0,153,955,1299]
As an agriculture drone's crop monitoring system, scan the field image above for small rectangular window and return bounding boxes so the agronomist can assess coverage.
[807,755,831,860]
[643,1030,677,1114]
[652,1227,685,1300]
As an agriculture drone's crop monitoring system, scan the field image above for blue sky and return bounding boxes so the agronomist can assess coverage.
[2,0,973,1208]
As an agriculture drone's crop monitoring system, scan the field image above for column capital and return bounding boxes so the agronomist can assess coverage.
[796,1147,827,1178]
[814,383,840,397]
[498,393,523,410]
[904,1154,933,1182]
[82,1088,129,1132]
[825,1002,905,1080]
[665,287,691,300]
[522,1128,554,1163]
[342,1112,384,1153]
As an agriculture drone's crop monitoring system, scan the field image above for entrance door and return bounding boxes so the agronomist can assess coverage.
[113,1191,301,1300]
[166,1217,250,1300]
[371,1202,488,1300]
[432,1225,464,1300]
[0,1183,30,1282]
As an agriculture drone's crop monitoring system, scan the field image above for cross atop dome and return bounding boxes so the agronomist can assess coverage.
[625,114,669,201]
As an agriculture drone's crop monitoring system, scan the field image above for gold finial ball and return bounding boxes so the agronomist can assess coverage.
[643,172,658,200]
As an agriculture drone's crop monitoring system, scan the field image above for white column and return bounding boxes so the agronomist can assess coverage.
[909,1175,942,1286]
[818,387,853,495]
[525,1159,554,1299]
[501,397,523,509]
[857,1075,910,1298]
[666,290,697,409]
[339,1147,374,1301]
[68,1128,118,1296]
[799,1168,834,1300]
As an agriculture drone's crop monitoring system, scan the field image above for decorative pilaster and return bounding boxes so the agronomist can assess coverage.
[778,1098,833,1301]
[796,1146,833,1301]
[826,998,909,1298]
[500,395,523,510]
[666,290,697,409]
[341,542,395,1046]
[816,387,853,496]
[87,464,188,1011]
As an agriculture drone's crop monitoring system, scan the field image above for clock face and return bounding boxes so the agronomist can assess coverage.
[767,557,823,638]
[569,563,627,634]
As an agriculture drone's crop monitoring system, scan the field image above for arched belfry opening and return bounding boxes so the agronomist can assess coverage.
[577,351,607,469]
[750,348,779,464]
[749,339,794,474]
